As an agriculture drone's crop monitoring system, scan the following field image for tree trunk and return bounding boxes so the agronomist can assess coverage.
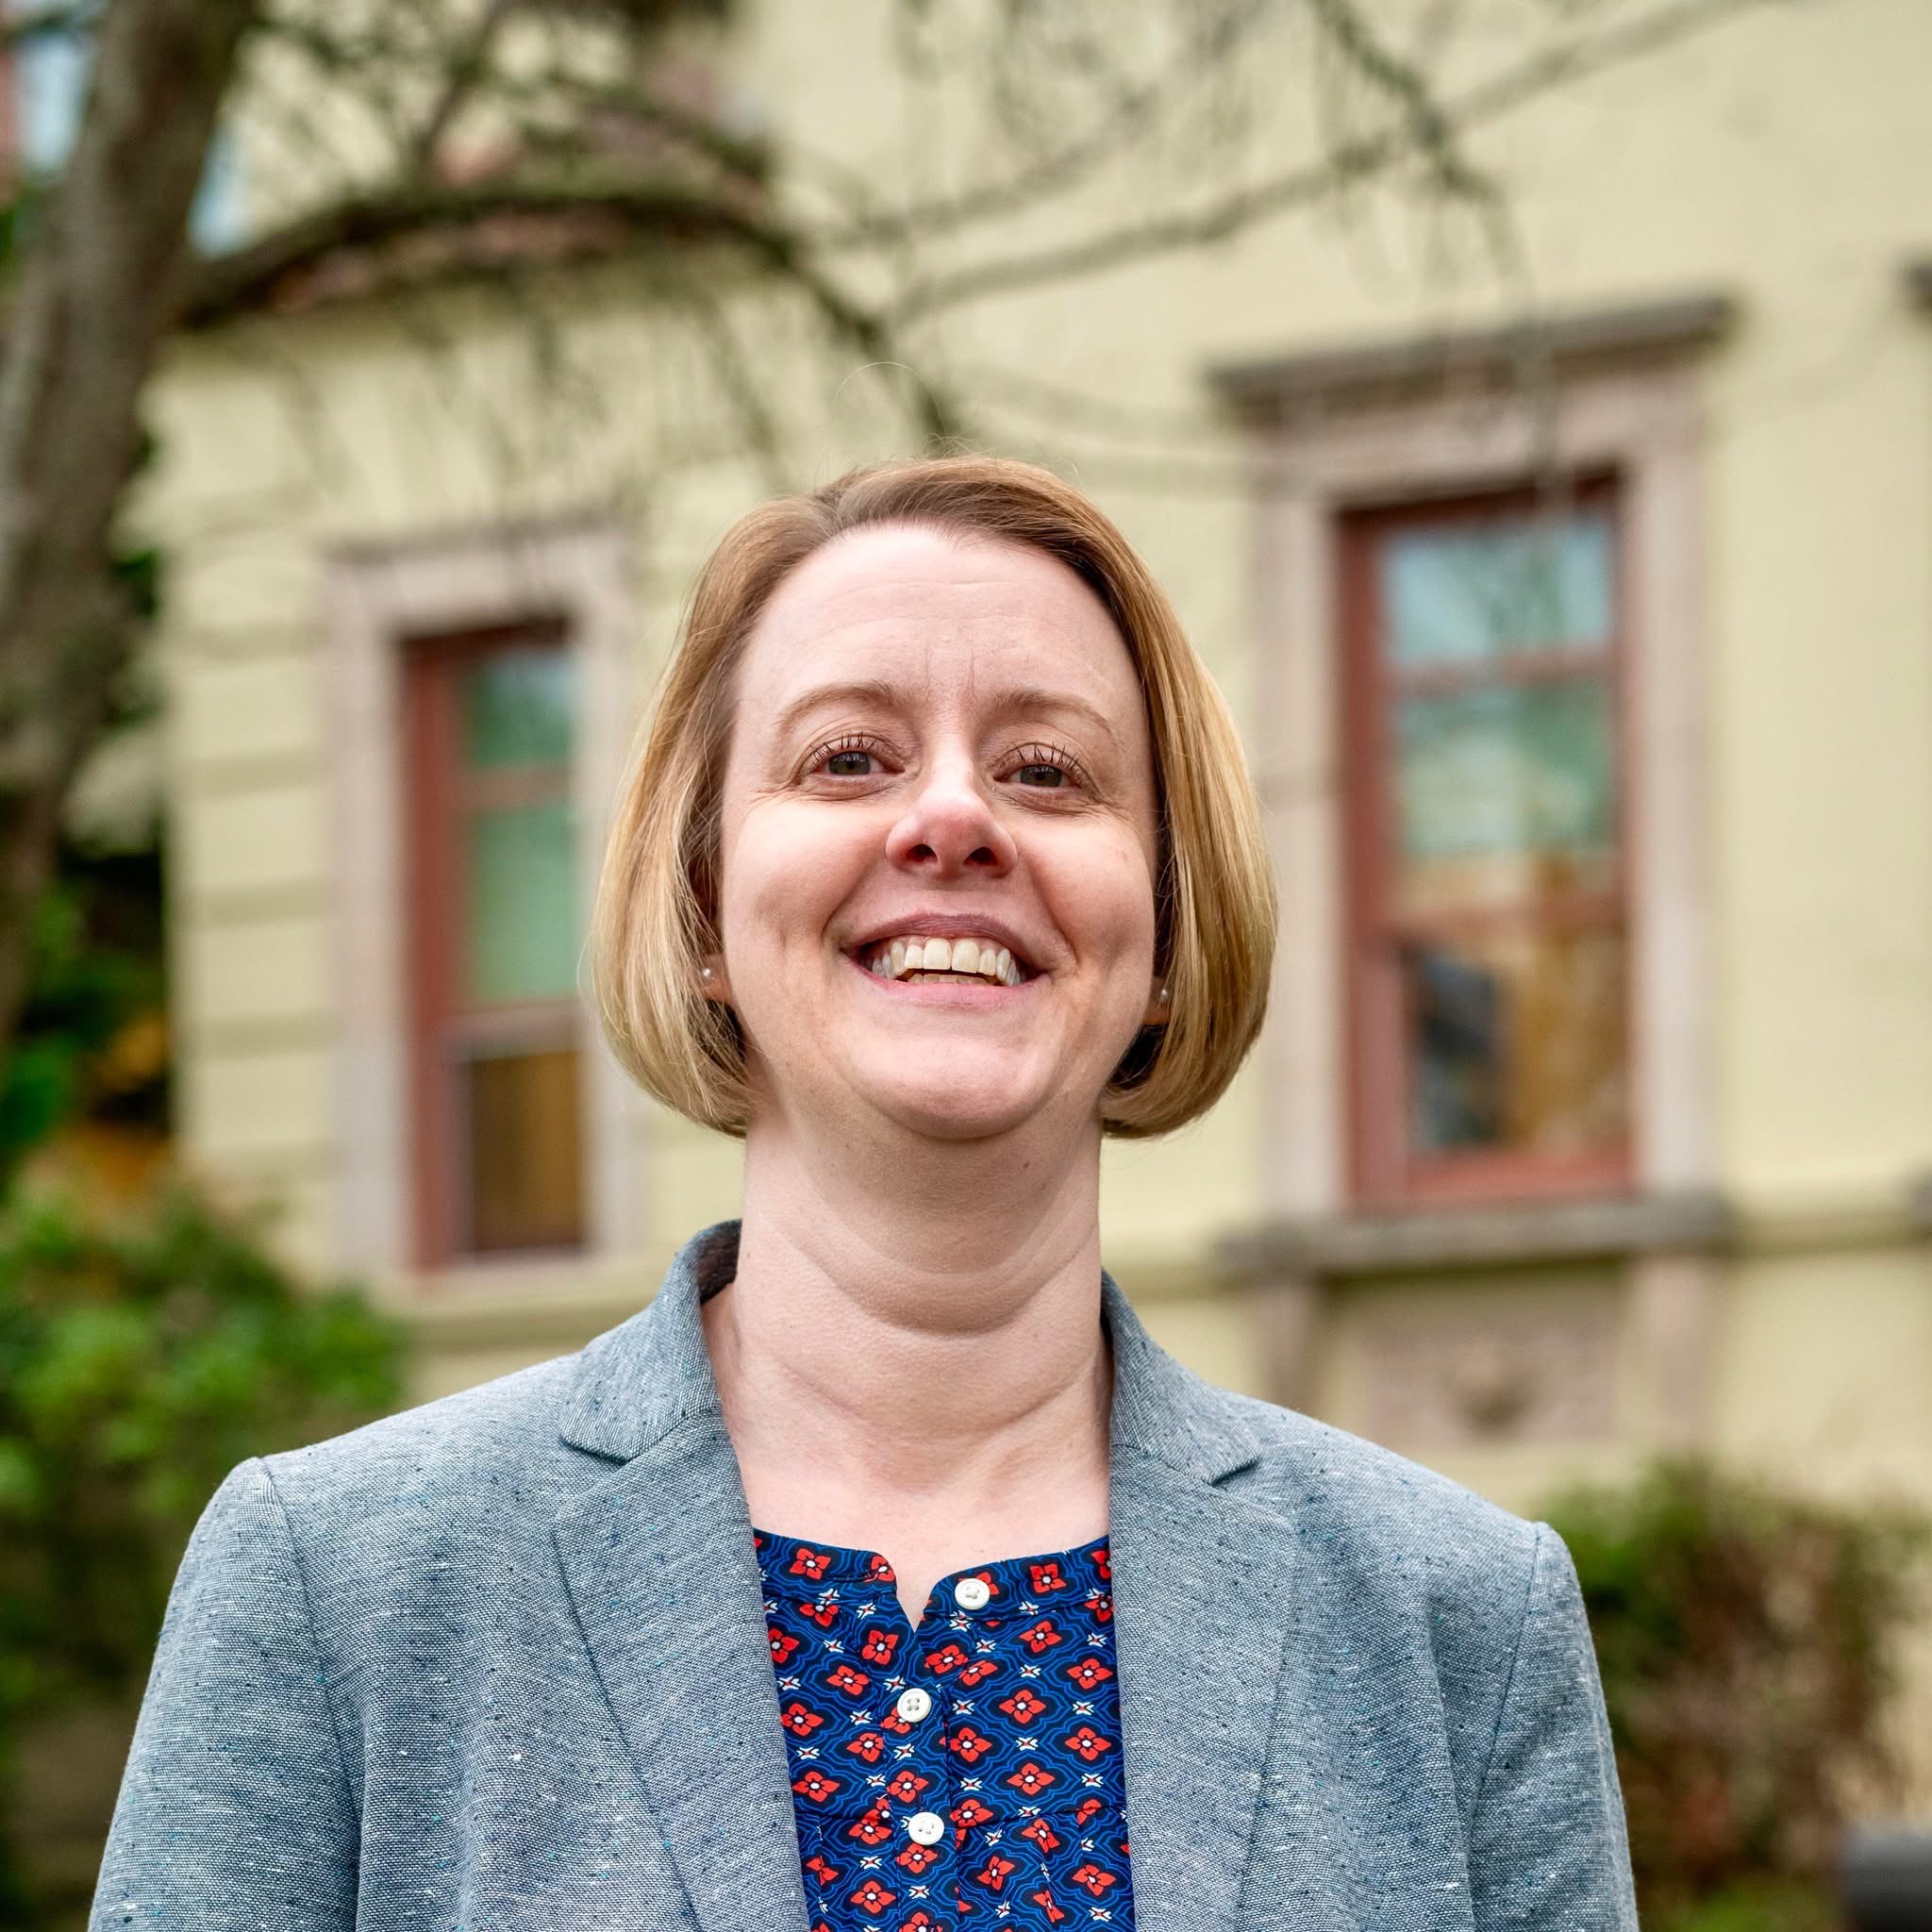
[0,0,258,1074]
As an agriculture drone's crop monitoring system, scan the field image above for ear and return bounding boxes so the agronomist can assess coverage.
[1141,973,1172,1028]
[699,949,734,1006]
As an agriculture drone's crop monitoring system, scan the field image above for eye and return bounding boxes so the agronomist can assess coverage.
[806,732,891,779]
[1002,741,1090,791]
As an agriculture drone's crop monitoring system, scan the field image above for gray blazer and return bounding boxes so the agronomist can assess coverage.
[92,1218,1639,1930]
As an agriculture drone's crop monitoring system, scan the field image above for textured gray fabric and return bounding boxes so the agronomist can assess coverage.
[92,1217,1639,1930]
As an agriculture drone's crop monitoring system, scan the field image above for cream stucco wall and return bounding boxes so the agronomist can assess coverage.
[142,0,1932,1800]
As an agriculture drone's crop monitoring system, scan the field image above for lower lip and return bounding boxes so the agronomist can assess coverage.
[843,952,1037,1004]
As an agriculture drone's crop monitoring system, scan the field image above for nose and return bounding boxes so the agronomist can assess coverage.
[884,753,1018,878]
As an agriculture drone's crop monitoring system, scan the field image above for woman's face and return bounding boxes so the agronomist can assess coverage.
[709,522,1165,1144]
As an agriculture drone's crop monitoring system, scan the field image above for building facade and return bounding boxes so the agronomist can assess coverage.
[141,0,1932,1797]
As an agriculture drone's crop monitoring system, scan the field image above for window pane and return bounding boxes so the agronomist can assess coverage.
[1393,680,1616,914]
[1404,925,1626,1160]
[464,1045,583,1251]
[1384,512,1612,668]
[465,798,578,1003]
[464,646,575,769]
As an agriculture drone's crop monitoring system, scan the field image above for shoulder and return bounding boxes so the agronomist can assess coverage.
[251,1349,591,1556]
[1202,1381,1547,1632]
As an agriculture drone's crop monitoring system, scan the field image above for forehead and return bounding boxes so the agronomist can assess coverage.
[732,522,1145,728]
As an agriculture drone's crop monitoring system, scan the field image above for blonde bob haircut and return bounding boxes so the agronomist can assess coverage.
[590,454,1278,1140]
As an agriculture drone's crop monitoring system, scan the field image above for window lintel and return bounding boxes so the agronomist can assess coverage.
[1208,291,1736,423]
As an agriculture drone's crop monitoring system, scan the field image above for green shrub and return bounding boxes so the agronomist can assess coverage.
[0,1175,408,1923]
[1542,1456,1932,1932]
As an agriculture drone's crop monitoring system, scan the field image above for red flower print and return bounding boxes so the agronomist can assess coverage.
[844,1730,886,1763]
[1091,1594,1113,1624]
[1062,1724,1113,1762]
[949,1797,995,1831]
[846,1805,892,1847]
[899,1915,942,1931]
[1074,1795,1104,1828]
[1019,1817,1062,1854]
[848,1878,897,1917]
[1004,1760,1057,1797]
[1028,1886,1069,1925]
[780,1700,824,1738]
[769,1627,802,1666]
[1062,1657,1112,1691]
[1071,1863,1118,1898]
[859,1627,900,1667]
[996,1687,1048,1725]
[962,1569,998,1599]
[790,1546,832,1581]
[824,1663,871,1697]
[878,1709,914,1736]
[956,1657,999,1688]
[972,1853,1018,1893]
[1091,1545,1111,1581]
[895,1840,941,1875]
[791,1769,841,1804]
[866,1552,896,1584]
[803,1852,841,1889]
[1017,1618,1063,1655]
[799,1601,838,1628]
[924,1641,970,1674]
[1026,1560,1068,1594]
[885,1768,931,1804]
[946,1724,994,1766]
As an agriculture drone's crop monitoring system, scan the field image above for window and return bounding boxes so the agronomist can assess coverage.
[1339,481,1632,1205]
[400,619,588,1265]
[1213,297,1724,1232]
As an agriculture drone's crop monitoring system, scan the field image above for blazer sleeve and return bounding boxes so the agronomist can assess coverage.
[1467,1521,1640,1931]
[90,1457,359,1928]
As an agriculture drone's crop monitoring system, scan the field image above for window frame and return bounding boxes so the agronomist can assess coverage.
[401,617,589,1267]
[1218,331,1718,1225]
[324,519,644,1291]
[1338,475,1638,1207]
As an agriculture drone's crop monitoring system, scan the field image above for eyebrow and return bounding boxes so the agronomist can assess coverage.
[769,679,1129,758]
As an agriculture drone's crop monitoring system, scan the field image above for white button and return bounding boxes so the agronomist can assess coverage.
[953,1575,991,1611]
[906,1810,946,1846]
[896,1687,933,1724]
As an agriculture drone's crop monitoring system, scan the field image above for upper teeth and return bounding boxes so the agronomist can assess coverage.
[864,936,1024,985]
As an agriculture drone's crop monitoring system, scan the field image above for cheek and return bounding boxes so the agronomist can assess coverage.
[1052,829,1159,962]
[717,803,864,962]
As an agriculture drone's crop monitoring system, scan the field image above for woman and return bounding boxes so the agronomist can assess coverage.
[93,457,1638,1931]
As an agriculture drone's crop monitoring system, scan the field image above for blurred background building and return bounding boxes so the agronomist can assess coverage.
[135,0,1932,1791]
[7,0,1932,1917]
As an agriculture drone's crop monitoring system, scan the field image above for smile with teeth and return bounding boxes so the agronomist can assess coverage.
[860,936,1027,986]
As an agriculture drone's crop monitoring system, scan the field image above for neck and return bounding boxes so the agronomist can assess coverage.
[702,1104,1113,1521]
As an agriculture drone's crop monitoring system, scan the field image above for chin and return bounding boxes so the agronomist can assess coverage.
[861,1065,1071,1142]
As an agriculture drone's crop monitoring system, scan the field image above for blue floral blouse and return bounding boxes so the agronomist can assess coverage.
[755,1525,1135,1930]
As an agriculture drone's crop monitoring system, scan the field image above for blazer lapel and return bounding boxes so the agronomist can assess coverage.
[1103,1274,1297,1932]
[548,1226,1303,1932]
[553,1222,809,1932]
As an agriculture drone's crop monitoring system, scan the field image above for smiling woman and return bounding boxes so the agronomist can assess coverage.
[590,458,1276,1142]
[92,457,1639,1932]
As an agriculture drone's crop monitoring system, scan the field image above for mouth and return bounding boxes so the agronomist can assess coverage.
[845,932,1036,988]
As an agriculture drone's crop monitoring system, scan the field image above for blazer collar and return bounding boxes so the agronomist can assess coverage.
[554,1219,1291,1932]
[558,1215,1264,1486]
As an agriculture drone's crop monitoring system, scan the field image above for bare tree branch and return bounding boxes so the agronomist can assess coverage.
[888,0,1771,322]
[178,173,960,440]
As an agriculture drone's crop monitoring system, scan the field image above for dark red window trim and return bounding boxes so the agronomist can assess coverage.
[400,616,582,1271]
[1338,475,1638,1208]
